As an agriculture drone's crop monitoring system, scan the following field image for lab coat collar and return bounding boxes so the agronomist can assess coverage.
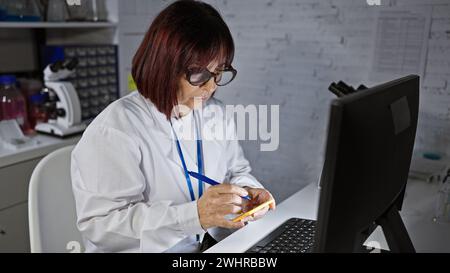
[138,92,225,194]
[137,93,200,174]
[138,93,173,139]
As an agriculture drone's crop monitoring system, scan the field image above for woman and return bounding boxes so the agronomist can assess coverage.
[71,0,276,253]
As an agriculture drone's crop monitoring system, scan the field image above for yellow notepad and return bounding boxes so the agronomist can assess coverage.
[231,199,275,223]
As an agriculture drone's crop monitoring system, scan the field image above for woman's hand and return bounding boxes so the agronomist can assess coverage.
[197,184,249,229]
[241,187,276,222]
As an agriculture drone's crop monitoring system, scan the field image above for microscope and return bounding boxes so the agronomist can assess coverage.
[35,58,86,137]
[328,80,368,97]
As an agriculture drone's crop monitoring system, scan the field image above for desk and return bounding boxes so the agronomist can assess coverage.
[0,134,81,168]
[206,179,450,253]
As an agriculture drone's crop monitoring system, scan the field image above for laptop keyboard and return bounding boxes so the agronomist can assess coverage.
[246,218,316,253]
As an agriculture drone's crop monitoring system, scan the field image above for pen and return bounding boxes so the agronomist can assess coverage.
[188,171,252,200]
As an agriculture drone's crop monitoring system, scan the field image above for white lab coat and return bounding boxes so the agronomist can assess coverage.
[70,91,263,253]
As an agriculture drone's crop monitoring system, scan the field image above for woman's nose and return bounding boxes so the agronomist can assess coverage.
[203,77,217,93]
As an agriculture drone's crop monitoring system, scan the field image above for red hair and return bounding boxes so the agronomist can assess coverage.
[132,0,235,119]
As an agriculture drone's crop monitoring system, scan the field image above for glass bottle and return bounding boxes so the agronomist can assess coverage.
[0,75,32,134]
[5,0,42,22]
[46,0,68,22]
[29,92,49,126]
[18,78,44,130]
[66,0,108,22]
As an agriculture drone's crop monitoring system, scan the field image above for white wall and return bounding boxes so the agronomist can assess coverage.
[118,0,450,202]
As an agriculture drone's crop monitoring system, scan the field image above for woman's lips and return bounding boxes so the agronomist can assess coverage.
[193,91,210,102]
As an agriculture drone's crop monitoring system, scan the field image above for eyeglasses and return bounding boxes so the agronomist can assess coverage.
[186,66,237,87]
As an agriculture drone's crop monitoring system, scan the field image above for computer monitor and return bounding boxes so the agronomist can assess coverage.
[314,75,419,253]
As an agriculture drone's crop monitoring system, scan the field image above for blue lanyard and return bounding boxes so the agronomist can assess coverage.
[170,112,204,202]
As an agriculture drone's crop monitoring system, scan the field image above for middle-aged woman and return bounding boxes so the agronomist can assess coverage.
[71,0,276,253]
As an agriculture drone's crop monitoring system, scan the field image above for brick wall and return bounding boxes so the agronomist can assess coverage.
[120,0,450,201]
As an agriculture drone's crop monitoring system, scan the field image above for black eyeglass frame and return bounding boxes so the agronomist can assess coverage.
[186,66,237,87]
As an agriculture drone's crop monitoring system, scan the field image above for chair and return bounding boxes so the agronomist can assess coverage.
[28,145,84,253]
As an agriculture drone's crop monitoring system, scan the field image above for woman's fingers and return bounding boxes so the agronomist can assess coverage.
[216,193,243,206]
[198,185,276,230]
[269,200,276,210]
[241,215,254,222]
[250,189,276,211]
[217,218,246,229]
[209,184,249,198]
[252,206,269,220]
[219,204,242,215]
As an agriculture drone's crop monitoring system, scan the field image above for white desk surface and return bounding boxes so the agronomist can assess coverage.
[0,134,81,168]
[206,179,450,253]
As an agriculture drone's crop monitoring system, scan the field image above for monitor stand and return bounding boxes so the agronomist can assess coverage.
[376,205,415,253]
[354,205,416,253]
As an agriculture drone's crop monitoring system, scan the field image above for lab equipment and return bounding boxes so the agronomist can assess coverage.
[18,78,45,130]
[328,80,368,97]
[188,171,252,201]
[66,0,91,21]
[0,75,32,134]
[247,75,419,253]
[66,0,108,22]
[34,58,86,137]
[43,45,119,121]
[409,151,448,182]
[29,92,49,126]
[434,170,450,224]
[89,0,108,22]
[3,0,42,22]
[46,0,68,22]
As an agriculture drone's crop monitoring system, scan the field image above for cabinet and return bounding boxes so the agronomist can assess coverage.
[0,158,41,252]
[0,135,81,252]
[0,202,29,253]
[0,157,41,210]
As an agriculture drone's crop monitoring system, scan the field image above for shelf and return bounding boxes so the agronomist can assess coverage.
[0,21,117,29]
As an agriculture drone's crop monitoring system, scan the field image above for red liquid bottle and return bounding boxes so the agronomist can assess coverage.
[0,75,32,134]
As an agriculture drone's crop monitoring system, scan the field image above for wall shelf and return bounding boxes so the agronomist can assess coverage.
[0,21,117,29]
